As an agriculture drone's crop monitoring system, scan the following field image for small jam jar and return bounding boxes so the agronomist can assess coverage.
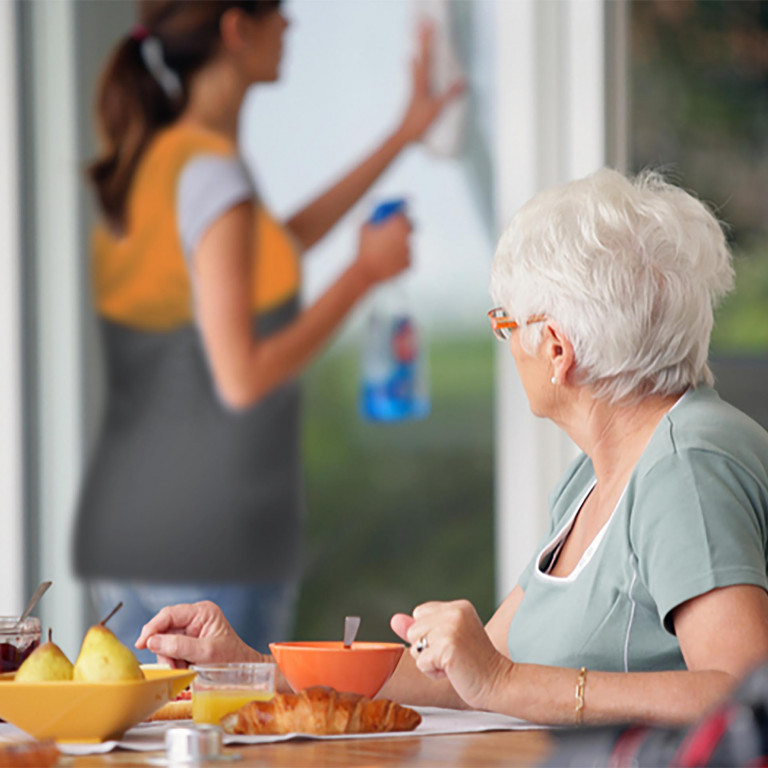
[0,616,41,674]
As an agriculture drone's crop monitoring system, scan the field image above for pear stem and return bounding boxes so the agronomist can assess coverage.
[101,601,123,627]
[48,628,52,643]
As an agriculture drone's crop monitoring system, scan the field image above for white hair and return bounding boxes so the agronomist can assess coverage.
[489,168,735,403]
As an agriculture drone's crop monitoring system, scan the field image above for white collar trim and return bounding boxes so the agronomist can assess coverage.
[535,477,625,584]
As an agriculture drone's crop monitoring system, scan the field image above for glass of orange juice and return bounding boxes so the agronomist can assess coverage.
[191,663,276,726]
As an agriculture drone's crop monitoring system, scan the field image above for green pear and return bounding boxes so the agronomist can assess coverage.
[73,603,144,682]
[14,629,74,682]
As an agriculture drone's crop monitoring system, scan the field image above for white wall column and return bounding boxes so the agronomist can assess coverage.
[493,0,610,599]
[20,0,137,654]
[0,0,24,617]
[25,0,85,659]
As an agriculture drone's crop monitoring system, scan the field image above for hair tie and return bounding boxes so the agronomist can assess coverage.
[131,24,149,42]
[138,36,183,102]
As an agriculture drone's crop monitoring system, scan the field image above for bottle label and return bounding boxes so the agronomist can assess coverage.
[360,198,429,422]
[361,314,429,422]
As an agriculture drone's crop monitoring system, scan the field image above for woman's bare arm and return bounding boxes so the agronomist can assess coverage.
[377,651,466,709]
[193,201,410,409]
[399,584,768,726]
[284,24,463,251]
[284,129,410,251]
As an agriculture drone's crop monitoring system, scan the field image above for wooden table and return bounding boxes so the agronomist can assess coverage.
[70,730,554,767]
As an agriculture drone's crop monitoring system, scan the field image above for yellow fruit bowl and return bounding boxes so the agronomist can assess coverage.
[0,667,195,743]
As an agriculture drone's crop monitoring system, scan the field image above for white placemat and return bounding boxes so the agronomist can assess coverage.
[220,706,542,746]
[1,707,543,756]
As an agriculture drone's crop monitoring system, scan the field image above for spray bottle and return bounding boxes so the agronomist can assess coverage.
[360,199,430,422]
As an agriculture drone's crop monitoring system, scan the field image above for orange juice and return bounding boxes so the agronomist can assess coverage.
[192,689,274,725]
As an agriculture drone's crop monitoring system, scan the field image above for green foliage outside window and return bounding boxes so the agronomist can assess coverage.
[632,0,768,354]
[296,337,495,642]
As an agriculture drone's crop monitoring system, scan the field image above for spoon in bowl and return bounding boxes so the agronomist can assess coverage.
[17,581,52,627]
[343,616,361,648]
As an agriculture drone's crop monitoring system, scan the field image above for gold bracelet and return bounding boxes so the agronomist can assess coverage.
[575,667,587,725]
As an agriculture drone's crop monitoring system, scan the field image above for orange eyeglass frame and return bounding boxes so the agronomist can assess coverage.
[487,308,547,341]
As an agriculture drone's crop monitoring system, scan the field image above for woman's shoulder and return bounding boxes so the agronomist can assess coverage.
[643,387,768,480]
[624,389,768,545]
[175,154,257,261]
[626,388,768,612]
[136,124,240,187]
[151,122,238,160]
[128,123,249,229]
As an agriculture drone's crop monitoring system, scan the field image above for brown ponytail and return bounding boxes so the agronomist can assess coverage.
[89,0,281,232]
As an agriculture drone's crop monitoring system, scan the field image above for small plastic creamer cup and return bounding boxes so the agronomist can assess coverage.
[190,662,276,725]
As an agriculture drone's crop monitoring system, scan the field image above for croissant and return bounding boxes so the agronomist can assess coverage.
[220,686,422,735]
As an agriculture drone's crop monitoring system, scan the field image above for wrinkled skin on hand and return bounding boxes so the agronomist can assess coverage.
[391,600,513,710]
[135,601,264,669]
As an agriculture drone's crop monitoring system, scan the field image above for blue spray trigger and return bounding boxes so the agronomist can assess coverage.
[369,199,407,225]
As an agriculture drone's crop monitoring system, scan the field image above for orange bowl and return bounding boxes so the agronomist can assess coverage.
[269,641,404,698]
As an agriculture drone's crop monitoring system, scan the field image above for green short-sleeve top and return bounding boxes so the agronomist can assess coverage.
[507,387,768,672]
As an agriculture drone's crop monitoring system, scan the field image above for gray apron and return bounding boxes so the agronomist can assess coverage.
[74,298,303,582]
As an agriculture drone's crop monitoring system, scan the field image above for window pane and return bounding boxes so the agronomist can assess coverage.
[298,337,494,641]
[238,1,497,641]
[630,0,768,428]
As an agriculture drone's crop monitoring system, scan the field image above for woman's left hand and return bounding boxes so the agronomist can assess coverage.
[396,22,465,145]
[391,600,513,710]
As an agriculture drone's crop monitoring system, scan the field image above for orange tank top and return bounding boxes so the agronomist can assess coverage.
[92,123,300,331]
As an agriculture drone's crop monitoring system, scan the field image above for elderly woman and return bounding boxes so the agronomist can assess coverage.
[136,169,768,726]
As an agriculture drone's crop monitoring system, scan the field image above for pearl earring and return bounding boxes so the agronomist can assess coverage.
[550,376,557,385]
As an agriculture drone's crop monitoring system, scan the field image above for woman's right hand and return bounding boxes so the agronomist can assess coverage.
[392,599,514,711]
[134,600,265,669]
[355,214,412,288]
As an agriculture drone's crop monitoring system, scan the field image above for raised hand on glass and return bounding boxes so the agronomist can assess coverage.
[396,21,465,145]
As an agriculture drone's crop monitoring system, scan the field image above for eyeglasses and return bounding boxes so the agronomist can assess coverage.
[487,308,547,341]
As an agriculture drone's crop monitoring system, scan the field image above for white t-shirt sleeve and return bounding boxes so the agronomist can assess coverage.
[176,154,255,264]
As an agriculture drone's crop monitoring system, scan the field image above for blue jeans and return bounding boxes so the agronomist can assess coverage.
[90,580,299,663]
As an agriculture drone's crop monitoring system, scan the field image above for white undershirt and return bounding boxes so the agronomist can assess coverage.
[536,478,629,584]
